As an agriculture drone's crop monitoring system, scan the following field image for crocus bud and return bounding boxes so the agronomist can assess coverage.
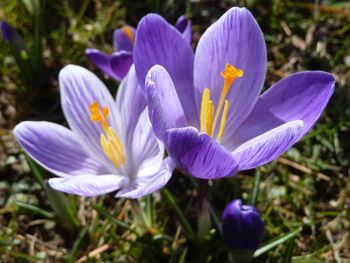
[0,20,30,75]
[1,21,15,42]
[0,20,26,54]
[222,199,264,252]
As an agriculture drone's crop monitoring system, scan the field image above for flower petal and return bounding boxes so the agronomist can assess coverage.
[232,120,304,170]
[134,14,197,125]
[110,51,133,80]
[85,48,116,78]
[116,157,174,199]
[145,65,186,142]
[86,49,133,80]
[113,26,135,52]
[14,121,106,177]
[166,127,239,179]
[131,109,165,175]
[116,110,171,199]
[59,64,121,172]
[116,65,146,150]
[194,7,267,136]
[225,71,335,150]
[175,15,192,44]
[49,174,127,196]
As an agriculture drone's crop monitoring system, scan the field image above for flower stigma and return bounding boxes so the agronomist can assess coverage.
[89,102,126,168]
[200,63,243,141]
[121,25,135,45]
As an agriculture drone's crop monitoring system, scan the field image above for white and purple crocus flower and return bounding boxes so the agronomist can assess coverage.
[133,7,335,180]
[14,65,174,198]
[86,15,191,81]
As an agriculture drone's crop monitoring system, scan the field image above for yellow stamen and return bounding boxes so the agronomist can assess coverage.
[89,102,126,168]
[200,88,214,135]
[213,64,243,130]
[199,64,243,141]
[121,25,135,45]
[200,88,210,132]
[217,100,229,141]
[89,102,108,131]
[207,100,214,136]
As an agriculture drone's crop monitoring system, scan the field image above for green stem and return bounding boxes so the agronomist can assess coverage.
[250,169,261,206]
[230,250,254,263]
[197,179,211,242]
[130,199,150,234]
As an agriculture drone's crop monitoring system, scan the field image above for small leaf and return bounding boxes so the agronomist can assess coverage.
[25,155,79,231]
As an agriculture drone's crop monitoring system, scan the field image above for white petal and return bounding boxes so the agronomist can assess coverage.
[49,174,128,196]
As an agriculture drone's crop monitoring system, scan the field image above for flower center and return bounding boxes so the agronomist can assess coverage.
[200,63,243,141]
[89,102,126,168]
[121,25,135,45]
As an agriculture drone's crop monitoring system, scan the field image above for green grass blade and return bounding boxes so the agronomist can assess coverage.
[254,227,302,258]
[91,204,136,233]
[66,226,88,263]
[250,169,261,206]
[162,189,195,240]
[283,236,296,263]
[178,247,188,263]
[15,201,54,219]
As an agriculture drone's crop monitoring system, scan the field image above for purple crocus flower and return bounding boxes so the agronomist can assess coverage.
[1,20,16,42]
[86,15,191,81]
[222,199,264,251]
[133,7,335,179]
[14,65,174,198]
[1,20,26,53]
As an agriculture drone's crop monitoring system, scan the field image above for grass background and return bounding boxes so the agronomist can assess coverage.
[0,0,350,262]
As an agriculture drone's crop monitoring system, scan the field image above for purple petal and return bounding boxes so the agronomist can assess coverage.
[85,48,116,79]
[85,49,132,80]
[145,65,186,142]
[14,121,106,177]
[226,71,335,150]
[113,25,135,52]
[134,14,198,125]
[166,127,238,179]
[116,65,146,150]
[194,7,267,137]
[110,51,133,79]
[59,65,122,171]
[232,120,304,170]
[175,15,192,44]
[49,174,127,196]
[116,157,174,199]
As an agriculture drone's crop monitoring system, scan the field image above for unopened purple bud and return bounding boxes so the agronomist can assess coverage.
[222,199,264,251]
[1,21,15,43]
